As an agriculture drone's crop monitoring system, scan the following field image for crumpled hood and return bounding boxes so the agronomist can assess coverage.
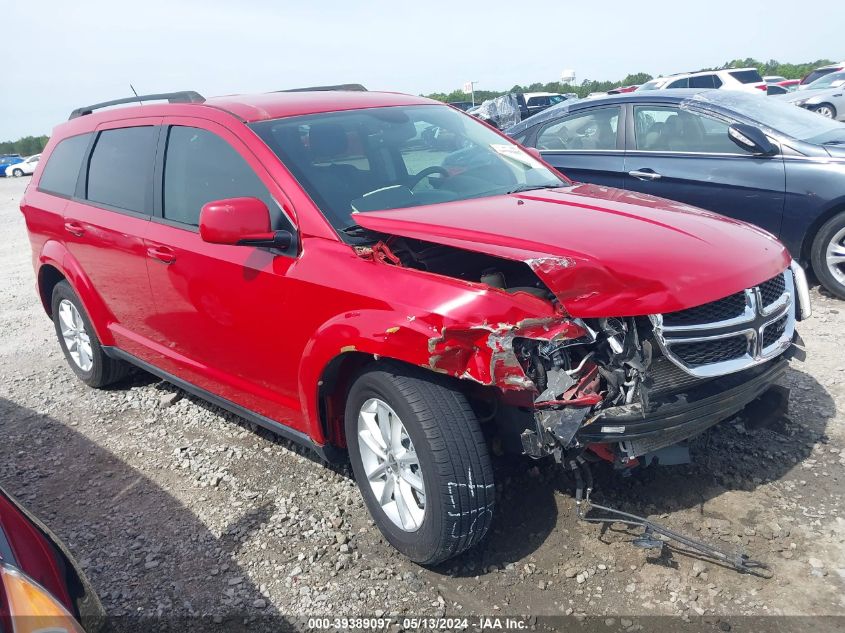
[354,184,790,318]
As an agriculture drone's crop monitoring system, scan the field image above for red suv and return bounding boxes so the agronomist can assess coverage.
[21,88,811,564]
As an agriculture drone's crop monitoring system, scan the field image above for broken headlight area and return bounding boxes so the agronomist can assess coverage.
[509,311,796,467]
[513,316,657,457]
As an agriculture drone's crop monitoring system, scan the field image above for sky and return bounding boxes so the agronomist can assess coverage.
[3,0,843,140]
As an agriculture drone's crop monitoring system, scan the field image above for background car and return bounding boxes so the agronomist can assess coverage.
[507,89,845,299]
[607,85,640,94]
[766,84,790,96]
[800,61,845,86]
[636,68,766,93]
[0,486,104,632]
[0,154,23,177]
[764,75,788,84]
[776,79,801,91]
[523,92,569,116]
[5,153,40,177]
[777,79,845,120]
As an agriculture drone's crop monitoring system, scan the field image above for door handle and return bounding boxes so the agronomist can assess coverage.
[64,221,85,237]
[146,246,176,264]
[628,170,662,181]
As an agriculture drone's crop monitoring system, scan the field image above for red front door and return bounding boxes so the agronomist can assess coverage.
[142,117,304,429]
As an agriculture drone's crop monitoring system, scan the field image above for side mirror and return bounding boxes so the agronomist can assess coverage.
[199,197,293,250]
[728,123,779,156]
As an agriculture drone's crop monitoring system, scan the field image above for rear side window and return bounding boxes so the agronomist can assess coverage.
[162,126,282,228]
[87,127,158,213]
[38,133,92,196]
[689,74,716,88]
[728,69,763,84]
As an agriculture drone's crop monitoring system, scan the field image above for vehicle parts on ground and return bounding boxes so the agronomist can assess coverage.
[565,459,773,578]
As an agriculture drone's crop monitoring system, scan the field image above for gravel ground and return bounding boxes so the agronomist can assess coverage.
[1,176,843,630]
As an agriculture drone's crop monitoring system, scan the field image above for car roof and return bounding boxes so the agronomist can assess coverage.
[205,90,436,121]
[54,90,440,136]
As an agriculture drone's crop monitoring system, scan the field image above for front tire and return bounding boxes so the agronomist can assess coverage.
[345,362,495,565]
[814,103,837,119]
[811,211,845,300]
[51,281,129,387]
[12,168,23,177]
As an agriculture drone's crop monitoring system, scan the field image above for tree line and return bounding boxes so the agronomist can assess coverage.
[425,58,836,103]
[0,135,49,157]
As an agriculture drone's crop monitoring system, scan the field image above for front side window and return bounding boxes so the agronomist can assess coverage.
[667,77,689,88]
[633,106,750,154]
[535,107,620,151]
[162,126,288,230]
[87,127,158,213]
[251,105,564,232]
[38,133,92,197]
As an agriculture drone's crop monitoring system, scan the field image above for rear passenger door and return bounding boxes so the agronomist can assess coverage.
[144,118,303,427]
[62,119,161,358]
[528,105,625,187]
[622,104,785,235]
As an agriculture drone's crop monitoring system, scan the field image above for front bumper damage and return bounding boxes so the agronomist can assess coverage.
[480,265,809,464]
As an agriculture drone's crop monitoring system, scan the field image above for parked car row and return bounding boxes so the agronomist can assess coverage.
[4,153,40,177]
[0,153,24,176]
[506,88,845,299]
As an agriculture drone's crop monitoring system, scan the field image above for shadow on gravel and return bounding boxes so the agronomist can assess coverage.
[0,397,296,632]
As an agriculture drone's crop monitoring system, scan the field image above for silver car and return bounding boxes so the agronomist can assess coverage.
[776,71,845,120]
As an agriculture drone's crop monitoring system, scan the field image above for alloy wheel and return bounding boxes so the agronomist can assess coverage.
[816,105,835,118]
[827,227,845,287]
[356,397,426,531]
[58,299,93,371]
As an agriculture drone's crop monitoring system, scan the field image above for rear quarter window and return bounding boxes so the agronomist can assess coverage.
[37,133,92,197]
[728,69,763,84]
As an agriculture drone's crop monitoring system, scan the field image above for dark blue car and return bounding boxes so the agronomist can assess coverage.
[507,90,845,299]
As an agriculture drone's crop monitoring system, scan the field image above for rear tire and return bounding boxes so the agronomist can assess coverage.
[345,362,495,565]
[810,211,845,300]
[51,281,129,387]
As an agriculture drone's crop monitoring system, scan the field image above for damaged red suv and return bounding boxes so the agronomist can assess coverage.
[22,89,811,564]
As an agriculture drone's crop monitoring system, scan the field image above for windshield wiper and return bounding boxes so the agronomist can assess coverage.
[340,223,384,240]
[823,139,845,145]
[505,184,563,195]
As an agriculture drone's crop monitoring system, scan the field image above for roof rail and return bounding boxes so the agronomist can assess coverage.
[69,91,205,120]
[278,84,367,93]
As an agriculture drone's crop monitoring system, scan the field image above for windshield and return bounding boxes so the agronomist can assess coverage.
[806,71,845,90]
[691,91,845,145]
[251,105,565,232]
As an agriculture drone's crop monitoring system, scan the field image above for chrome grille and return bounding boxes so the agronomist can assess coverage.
[652,271,795,378]
[662,291,745,327]
[671,336,749,367]
[759,275,785,307]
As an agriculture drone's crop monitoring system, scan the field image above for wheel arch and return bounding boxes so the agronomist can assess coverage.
[799,199,845,270]
[36,241,116,346]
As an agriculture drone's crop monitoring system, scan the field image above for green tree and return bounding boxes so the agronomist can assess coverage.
[0,135,49,156]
